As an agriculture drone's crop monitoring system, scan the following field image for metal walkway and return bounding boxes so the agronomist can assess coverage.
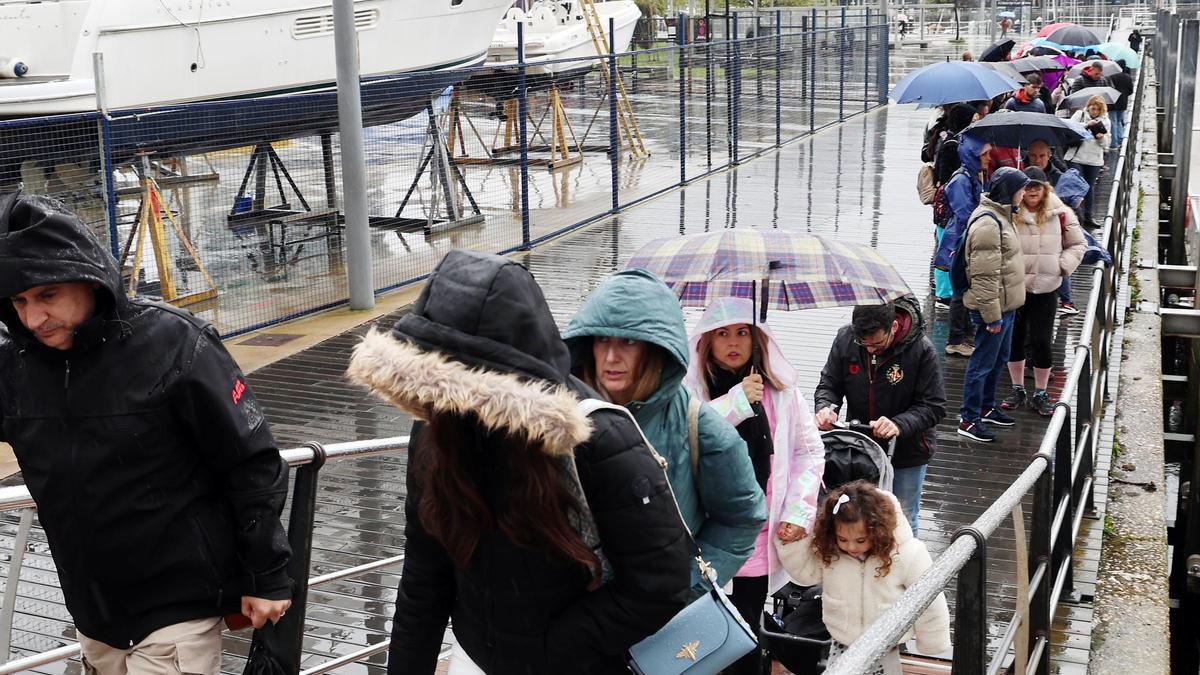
[0,43,1128,675]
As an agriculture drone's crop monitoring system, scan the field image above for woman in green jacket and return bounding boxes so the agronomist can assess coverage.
[563,269,767,592]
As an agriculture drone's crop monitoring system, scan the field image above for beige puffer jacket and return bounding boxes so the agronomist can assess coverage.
[963,195,1026,325]
[775,492,951,655]
[1014,192,1087,295]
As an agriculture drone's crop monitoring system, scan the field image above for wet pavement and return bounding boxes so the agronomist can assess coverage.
[0,32,1130,674]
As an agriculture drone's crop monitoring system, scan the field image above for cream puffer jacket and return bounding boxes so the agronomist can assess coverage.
[774,492,951,655]
[1015,192,1088,295]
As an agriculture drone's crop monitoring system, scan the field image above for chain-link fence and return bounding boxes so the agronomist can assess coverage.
[0,15,888,337]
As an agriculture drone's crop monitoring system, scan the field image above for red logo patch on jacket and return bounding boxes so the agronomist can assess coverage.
[231,378,246,405]
[848,363,860,375]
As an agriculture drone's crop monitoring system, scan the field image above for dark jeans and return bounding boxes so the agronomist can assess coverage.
[1010,291,1059,368]
[948,293,969,345]
[960,310,1016,422]
[728,575,769,675]
[1069,161,1103,223]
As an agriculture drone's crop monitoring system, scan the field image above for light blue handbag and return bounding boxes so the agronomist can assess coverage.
[626,557,758,675]
[571,399,758,675]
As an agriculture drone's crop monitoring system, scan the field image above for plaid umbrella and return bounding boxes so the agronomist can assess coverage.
[623,230,912,314]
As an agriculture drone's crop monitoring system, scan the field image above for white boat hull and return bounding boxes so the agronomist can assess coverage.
[487,0,641,77]
[0,0,514,117]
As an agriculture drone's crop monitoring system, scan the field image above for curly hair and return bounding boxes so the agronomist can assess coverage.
[810,480,898,578]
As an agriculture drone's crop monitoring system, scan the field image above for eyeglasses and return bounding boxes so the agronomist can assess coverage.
[853,330,892,350]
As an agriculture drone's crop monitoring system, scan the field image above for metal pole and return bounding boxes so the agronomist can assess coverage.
[879,0,890,104]
[1029,466,1053,675]
[1169,20,1197,265]
[840,6,847,119]
[0,509,33,658]
[865,8,871,111]
[732,12,741,164]
[679,12,689,184]
[609,17,620,211]
[92,53,120,259]
[775,9,782,147]
[810,8,817,131]
[949,530,988,675]
[518,22,532,245]
[332,0,374,310]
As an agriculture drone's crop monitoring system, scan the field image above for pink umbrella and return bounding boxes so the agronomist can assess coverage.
[1037,21,1073,38]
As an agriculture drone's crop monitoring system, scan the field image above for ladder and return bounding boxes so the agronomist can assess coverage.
[578,0,649,158]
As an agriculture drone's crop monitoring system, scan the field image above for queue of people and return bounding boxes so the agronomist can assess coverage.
[0,190,953,674]
[0,33,1138,675]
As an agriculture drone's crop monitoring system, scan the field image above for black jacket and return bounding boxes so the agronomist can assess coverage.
[0,193,291,649]
[1069,73,1111,94]
[813,296,947,469]
[346,250,691,675]
[1109,70,1134,111]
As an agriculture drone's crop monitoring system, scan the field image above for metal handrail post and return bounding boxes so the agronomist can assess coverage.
[809,9,817,132]
[864,9,872,112]
[607,18,620,212]
[1028,466,1053,675]
[679,14,689,185]
[518,21,533,244]
[839,6,847,120]
[705,23,713,170]
[775,10,782,148]
[1053,406,1077,601]
[1077,352,1098,514]
[949,529,988,675]
[801,16,809,122]
[0,509,34,659]
[732,13,741,164]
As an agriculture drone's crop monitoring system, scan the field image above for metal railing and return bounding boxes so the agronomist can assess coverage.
[0,436,409,674]
[826,37,1149,675]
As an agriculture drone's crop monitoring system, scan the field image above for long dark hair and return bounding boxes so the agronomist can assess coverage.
[416,411,602,589]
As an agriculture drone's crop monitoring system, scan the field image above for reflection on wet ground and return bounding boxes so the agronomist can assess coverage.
[0,33,1121,674]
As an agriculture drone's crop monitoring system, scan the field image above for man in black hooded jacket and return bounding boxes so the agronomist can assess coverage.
[813,298,946,534]
[0,192,292,673]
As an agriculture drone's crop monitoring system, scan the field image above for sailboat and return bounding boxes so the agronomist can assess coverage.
[486,0,642,78]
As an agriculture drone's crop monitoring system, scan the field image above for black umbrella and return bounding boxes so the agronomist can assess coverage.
[1028,45,1065,56]
[1058,86,1122,112]
[1041,25,1103,49]
[1009,56,1067,73]
[962,111,1090,153]
[980,39,1016,62]
[243,443,327,675]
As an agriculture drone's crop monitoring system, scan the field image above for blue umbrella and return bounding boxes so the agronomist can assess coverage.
[890,61,1024,106]
[998,11,1016,18]
[1096,41,1141,68]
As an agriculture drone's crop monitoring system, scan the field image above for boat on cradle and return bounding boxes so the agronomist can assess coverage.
[0,0,515,117]
[486,0,642,79]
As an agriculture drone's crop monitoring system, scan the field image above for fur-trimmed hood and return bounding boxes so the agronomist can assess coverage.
[346,250,592,457]
[348,329,592,457]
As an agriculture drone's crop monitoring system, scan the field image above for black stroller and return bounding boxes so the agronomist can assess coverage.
[757,421,896,674]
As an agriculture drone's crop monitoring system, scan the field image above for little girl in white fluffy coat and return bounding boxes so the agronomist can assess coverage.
[776,480,950,674]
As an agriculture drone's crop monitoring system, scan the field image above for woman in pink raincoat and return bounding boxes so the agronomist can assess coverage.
[684,297,825,675]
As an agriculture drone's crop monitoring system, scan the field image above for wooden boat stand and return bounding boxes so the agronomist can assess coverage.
[120,154,219,308]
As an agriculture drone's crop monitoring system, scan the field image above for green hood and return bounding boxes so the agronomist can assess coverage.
[563,268,689,405]
[564,269,766,588]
